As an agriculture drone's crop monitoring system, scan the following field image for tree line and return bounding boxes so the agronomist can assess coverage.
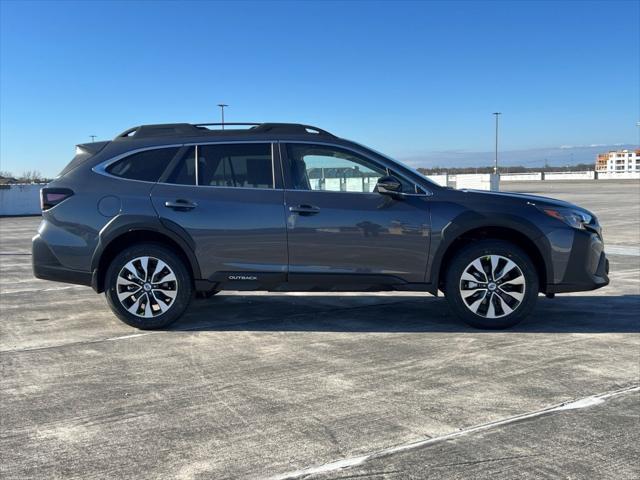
[0,170,52,184]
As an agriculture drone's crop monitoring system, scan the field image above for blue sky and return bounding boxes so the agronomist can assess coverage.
[1,0,638,176]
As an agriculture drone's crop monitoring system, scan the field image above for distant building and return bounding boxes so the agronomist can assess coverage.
[596,149,640,173]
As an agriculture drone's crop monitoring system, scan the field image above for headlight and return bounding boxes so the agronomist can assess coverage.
[538,207,592,230]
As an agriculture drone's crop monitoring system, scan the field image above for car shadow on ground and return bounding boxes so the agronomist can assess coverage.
[170,294,640,334]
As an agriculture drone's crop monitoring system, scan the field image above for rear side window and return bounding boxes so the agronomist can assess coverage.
[107,147,180,182]
[165,147,196,185]
[198,143,273,188]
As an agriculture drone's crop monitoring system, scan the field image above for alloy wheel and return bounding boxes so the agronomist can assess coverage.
[459,254,526,319]
[116,256,178,318]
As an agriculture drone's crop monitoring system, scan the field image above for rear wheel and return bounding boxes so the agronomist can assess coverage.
[105,243,192,329]
[444,240,538,329]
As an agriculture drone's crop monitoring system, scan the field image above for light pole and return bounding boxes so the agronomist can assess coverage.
[218,103,228,129]
[492,112,501,175]
[89,135,96,143]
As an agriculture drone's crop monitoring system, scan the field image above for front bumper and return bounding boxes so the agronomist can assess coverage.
[545,228,610,294]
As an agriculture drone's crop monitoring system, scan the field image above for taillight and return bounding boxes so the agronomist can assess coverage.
[40,188,74,211]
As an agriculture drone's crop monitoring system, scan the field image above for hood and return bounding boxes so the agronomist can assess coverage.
[459,189,579,210]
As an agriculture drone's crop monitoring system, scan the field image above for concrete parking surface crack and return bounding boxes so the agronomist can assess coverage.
[266,385,639,480]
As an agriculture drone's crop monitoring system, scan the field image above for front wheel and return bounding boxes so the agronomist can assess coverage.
[444,240,538,329]
[105,243,193,329]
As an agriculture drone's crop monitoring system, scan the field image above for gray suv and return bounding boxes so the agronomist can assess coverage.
[33,123,609,329]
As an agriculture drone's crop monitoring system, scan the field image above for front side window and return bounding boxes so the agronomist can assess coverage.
[286,144,388,193]
[107,147,180,182]
[198,143,273,188]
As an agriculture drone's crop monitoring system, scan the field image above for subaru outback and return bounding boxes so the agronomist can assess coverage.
[32,122,609,329]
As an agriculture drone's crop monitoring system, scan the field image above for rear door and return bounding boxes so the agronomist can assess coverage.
[281,142,431,286]
[150,142,288,285]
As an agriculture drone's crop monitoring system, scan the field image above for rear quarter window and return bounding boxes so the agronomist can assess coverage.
[106,147,180,182]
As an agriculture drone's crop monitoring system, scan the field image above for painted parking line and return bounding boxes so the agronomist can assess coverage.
[606,245,640,257]
[0,285,87,295]
[1,331,155,354]
[268,385,640,480]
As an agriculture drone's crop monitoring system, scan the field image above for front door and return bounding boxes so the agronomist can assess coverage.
[150,142,288,284]
[282,143,431,286]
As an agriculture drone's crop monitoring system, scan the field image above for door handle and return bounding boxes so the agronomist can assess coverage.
[164,199,198,210]
[289,204,320,215]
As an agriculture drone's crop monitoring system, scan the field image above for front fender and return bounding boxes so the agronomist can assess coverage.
[425,206,552,289]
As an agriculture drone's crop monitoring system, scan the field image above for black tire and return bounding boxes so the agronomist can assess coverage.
[105,243,192,329]
[444,240,538,329]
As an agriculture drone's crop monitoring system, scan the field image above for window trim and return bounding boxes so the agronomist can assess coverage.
[94,141,280,190]
[279,141,431,196]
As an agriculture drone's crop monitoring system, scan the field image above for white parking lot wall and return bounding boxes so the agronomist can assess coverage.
[0,184,42,216]
[324,178,341,191]
[345,178,362,191]
[500,172,543,181]
[544,171,595,181]
[454,174,500,191]
[425,174,448,187]
[596,172,640,180]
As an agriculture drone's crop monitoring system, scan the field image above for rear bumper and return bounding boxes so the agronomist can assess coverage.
[545,228,610,294]
[32,234,92,287]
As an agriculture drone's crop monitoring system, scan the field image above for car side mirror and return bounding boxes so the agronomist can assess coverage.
[376,175,403,196]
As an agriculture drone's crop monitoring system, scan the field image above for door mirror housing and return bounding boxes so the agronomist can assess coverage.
[376,175,403,196]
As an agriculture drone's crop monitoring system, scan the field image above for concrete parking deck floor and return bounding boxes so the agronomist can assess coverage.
[1,180,639,479]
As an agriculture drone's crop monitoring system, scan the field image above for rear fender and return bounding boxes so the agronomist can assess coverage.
[90,214,201,290]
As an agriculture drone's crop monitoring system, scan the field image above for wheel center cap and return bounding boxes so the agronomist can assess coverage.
[487,282,497,291]
[143,283,152,292]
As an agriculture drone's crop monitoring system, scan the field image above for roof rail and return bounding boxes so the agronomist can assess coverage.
[195,122,335,137]
[194,123,261,129]
[249,123,335,137]
[116,124,200,138]
[116,122,336,139]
